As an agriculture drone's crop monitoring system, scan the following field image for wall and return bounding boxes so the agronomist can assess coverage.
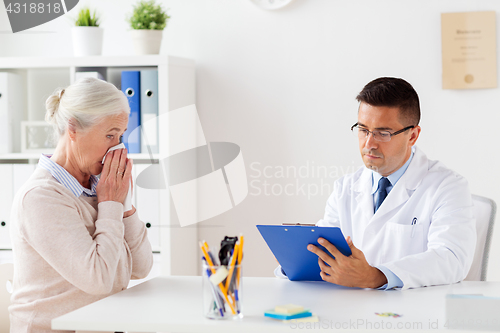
[1,0,500,281]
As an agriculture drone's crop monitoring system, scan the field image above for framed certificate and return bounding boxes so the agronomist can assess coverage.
[441,11,497,89]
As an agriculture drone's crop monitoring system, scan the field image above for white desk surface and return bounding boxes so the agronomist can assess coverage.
[52,276,500,333]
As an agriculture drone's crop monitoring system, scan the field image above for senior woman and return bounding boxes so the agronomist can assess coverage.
[9,77,153,332]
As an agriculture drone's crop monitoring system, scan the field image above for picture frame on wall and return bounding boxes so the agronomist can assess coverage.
[441,11,497,89]
[21,121,56,154]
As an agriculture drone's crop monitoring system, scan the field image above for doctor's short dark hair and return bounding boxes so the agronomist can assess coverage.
[356,77,420,126]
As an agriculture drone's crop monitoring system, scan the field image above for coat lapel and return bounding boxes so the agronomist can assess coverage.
[352,167,374,244]
[363,147,429,234]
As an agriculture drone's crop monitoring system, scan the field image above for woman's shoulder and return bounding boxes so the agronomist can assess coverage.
[11,168,82,233]
[16,167,75,204]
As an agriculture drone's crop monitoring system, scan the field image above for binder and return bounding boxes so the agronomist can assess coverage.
[135,164,160,251]
[121,71,141,153]
[0,165,13,249]
[140,70,159,154]
[0,72,23,154]
[256,225,352,281]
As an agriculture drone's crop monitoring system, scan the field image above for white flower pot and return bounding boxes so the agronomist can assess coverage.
[130,29,163,55]
[72,27,103,57]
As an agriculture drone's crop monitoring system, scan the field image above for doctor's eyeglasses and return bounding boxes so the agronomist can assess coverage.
[351,123,415,142]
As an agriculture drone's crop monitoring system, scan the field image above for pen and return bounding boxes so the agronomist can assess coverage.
[234,288,240,314]
[200,242,236,315]
[202,257,224,317]
[411,218,417,238]
[201,242,232,314]
[224,243,240,309]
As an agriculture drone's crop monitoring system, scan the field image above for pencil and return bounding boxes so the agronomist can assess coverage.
[236,234,244,288]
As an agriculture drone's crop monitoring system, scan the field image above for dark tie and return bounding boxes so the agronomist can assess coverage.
[375,177,391,212]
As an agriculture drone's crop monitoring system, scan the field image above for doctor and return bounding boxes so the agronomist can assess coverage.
[307,77,476,290]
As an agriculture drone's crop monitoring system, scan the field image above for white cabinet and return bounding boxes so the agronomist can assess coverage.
[0,164,36,250]
[133,163,160,252]
[0,164,13,249]
[0,55,198,275]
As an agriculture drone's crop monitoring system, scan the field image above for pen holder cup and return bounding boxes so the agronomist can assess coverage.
[202,263,243,320]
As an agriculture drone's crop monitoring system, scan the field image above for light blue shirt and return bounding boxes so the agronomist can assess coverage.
[371,148,414,208]
[38,154,98,197]
[371,147,414,290]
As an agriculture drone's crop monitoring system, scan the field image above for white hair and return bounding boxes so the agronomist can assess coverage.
[45,77,130,140]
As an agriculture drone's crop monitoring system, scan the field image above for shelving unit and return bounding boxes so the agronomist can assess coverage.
[0,55,195,69]
[0,55,198,276]
[0,153,160,162]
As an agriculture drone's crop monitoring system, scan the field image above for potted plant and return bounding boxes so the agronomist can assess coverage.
[127,0,170,55]
[72,8,103,57]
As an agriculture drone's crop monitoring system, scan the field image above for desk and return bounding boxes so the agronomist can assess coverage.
[52,277,500,332]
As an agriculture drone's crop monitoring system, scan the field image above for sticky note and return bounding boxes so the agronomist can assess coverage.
[264,309,312,320]
[282,314,319,323]
[275,304,304,314]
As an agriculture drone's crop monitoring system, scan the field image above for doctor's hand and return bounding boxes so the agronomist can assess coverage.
[307,236,387,289]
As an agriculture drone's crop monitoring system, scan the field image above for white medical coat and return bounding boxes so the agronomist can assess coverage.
[317,147,476,290]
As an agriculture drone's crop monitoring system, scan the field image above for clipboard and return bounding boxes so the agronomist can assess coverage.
[257,225,352,281]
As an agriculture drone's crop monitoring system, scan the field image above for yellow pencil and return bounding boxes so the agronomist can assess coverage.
[239,234,245,250]
[202,240,215,266]
[236,235,244,287]
[203,240,210,252]
[225,243,240,291]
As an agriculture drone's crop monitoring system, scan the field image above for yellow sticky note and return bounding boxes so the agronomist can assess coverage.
[275,304,304,314]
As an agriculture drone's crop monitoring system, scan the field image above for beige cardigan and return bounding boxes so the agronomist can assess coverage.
[9,168,153,332]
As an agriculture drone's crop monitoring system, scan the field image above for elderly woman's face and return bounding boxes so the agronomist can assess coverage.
[73,112,129,176]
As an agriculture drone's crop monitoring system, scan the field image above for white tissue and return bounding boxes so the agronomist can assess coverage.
[102,143,132,212]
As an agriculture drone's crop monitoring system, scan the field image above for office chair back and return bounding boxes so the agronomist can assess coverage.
[465,195,496,281]
[0,263,14,333]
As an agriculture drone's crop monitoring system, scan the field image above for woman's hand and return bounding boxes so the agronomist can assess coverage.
[97,148,133,205]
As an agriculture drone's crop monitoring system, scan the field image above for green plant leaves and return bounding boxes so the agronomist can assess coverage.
[75,7,99,27]
[127,0,169,30]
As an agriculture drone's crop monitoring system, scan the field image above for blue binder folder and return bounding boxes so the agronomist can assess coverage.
[121,71,141,153]
[140,70,159,154]
[257,225,352,281]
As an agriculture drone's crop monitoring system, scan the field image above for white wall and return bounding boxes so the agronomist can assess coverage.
[2,0,500,281]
